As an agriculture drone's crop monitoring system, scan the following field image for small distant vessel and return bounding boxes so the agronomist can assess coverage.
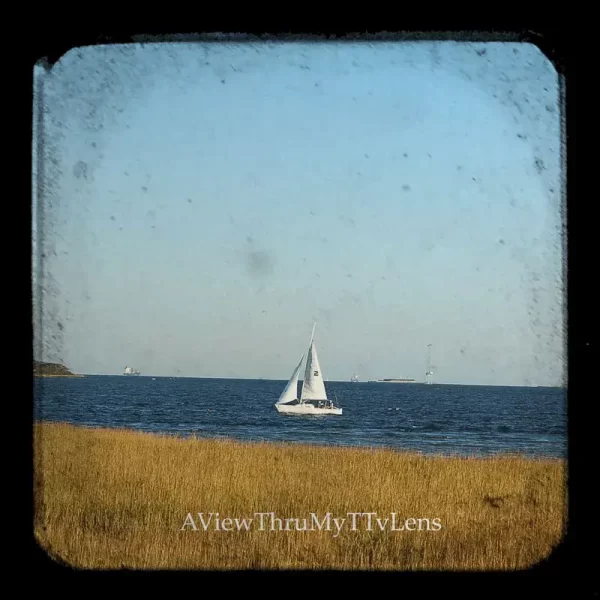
[350,374,359,383]
[374,378,415,383]
[123,366,141,376]
[275,323,342,416]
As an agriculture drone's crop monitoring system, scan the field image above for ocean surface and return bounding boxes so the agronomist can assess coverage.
[34,376,567,458]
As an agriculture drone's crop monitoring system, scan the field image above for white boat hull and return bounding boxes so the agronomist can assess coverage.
[275,402,342,416]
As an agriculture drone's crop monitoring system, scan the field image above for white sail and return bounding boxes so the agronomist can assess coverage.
[276,354,304,405]
[301,326,328,401]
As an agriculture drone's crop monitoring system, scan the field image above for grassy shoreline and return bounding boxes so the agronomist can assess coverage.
[34,421,566,570]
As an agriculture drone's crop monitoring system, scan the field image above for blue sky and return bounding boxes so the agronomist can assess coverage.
[33,40,565,386]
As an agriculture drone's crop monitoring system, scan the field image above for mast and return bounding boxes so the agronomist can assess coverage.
[300,321,316,405]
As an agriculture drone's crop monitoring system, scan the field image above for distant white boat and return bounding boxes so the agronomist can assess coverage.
[123,365,140,376]
[275,323,342,416]
[350,374,359,383]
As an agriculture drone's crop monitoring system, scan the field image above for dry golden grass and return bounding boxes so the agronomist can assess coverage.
[34,421,566,571]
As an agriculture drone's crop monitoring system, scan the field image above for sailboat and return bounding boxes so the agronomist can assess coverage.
[275,323,343,415]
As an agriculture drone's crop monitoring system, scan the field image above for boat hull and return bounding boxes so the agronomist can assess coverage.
[275,402,342,416]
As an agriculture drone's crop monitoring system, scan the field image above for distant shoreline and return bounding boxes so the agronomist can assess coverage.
[33,361,82,378]
[55,374,563,389]
[34,374,85,379]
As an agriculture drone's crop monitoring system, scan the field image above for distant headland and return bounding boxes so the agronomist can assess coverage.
[33,361,84,378]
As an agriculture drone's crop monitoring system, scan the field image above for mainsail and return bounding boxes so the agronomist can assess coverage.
[300,325,328,401]
[276,354,304,405]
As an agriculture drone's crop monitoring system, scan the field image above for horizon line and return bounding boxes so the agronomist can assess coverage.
[69,374,563,388]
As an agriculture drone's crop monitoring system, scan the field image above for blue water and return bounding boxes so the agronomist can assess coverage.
[34,376,567,458]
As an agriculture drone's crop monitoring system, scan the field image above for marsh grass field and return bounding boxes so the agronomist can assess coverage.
[34,422,566,571]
